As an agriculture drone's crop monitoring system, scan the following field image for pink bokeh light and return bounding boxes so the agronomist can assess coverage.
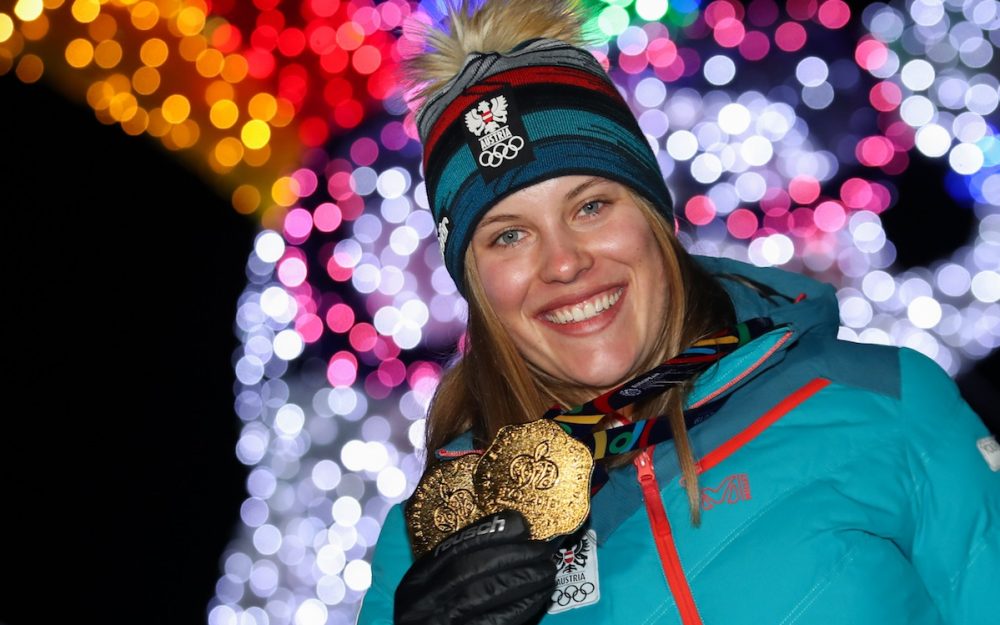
[739,30,770,61]
[869,81,902,112]
[278,257,308,287]
[786,0,818,21]
[325,255,354,282]
[774,22,807,52]
[855,38,888,71]
[313,202,343,233]
[377,358,406,387]
[685,195,717,226]
[727,209,759,239]
[284,207,315,240]
[817,0,850,29]
[789,175,821,204]
[296,313,324,343]
[840,178,873,209]
[647,38,678,68]
[325,303,355,333]
[714,17,747,48]
[857,136,895,167]
[349,322,378,352]
[327,351,358,387]
[813,200,846,232]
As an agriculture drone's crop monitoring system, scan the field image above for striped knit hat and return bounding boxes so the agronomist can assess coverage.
[417,37,674,294]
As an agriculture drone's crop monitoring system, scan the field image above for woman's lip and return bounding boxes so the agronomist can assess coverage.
[536,286,627,334]
[535,284,626,317]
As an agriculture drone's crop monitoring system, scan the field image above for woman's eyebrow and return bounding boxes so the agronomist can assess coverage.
[563,177,605,202]
[476,213,521,231]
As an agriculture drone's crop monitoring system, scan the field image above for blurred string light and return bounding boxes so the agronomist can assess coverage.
[830,0,1000,369]
[2,0,997,624]
[0,0,406,223]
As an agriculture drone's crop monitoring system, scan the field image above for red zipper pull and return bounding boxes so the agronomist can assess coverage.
[635,448,669,532]
[636,447,655,481]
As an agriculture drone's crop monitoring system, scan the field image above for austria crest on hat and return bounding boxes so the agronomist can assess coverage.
[462,87,535,181]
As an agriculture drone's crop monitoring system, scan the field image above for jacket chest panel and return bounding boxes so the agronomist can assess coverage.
[571,382,932,624]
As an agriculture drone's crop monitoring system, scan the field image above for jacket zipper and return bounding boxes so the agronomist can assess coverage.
[635,447,703,625]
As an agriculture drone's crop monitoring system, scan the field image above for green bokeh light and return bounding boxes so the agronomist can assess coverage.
[598,5,631,36]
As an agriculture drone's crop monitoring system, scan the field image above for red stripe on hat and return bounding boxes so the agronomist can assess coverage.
[423,66,622,166]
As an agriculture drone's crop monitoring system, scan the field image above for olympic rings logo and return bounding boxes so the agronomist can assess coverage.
[551,582,595,606]
[478,136,524,168]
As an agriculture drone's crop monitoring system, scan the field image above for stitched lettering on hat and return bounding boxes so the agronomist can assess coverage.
[462,87,535,182]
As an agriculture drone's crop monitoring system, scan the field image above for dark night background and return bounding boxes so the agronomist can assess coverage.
[1,71,997,624]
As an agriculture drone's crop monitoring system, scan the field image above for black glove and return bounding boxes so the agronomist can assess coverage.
[395,509,557,625]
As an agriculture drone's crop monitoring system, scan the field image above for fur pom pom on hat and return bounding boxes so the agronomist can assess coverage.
[403,0,674,294]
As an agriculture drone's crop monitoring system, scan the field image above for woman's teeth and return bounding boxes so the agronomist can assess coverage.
[543,289,623,325]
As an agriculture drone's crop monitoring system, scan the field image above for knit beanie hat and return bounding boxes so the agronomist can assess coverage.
[408,2,674,294]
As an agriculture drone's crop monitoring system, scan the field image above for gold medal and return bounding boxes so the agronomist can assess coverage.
[473,419,593,541]
[405,420,594,556]
[405,453,485,558]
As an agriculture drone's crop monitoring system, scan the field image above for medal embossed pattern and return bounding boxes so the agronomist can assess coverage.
[405,420,594,556]
[475,420,593,542]
[405,454,484,558]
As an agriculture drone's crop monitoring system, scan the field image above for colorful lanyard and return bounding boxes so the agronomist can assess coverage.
[542,318,776,493]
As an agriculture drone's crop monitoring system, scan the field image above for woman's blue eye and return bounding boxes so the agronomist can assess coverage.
[580,201,603,216]
[496,230,523,246]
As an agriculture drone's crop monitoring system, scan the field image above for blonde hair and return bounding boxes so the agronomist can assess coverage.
[425,190,735,525]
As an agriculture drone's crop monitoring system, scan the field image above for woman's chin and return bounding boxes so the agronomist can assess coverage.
[539,362,637,398]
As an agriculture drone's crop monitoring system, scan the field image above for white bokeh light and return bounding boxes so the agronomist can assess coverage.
[718,103,752,135]
[294,598,328,625]
[908,296,943,329]
[273,329,305,361]
[949,142,985,174]
[255,231,285,263]
[666,130,699,160]
[901,59,936,91]
[900,95,936,127]
[704,55,737,86]
[344,560,372,592]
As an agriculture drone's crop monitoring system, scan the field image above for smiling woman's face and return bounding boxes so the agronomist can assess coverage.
[470,176,669,393]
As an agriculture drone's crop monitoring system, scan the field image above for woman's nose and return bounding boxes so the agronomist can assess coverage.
[538,230,592,283]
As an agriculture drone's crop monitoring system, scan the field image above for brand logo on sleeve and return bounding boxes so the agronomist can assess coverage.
[977,436,1000,472]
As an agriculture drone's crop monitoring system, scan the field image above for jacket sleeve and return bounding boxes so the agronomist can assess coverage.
[898,348,999,624]
[356,504,414,625]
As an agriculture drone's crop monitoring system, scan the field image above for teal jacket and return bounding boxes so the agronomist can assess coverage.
[358,258,999,624]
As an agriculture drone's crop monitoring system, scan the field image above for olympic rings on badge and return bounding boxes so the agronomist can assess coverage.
[551,582,596,606]
[478,136,525,168]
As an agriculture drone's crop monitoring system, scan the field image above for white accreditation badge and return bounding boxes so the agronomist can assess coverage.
[548,529,600,614]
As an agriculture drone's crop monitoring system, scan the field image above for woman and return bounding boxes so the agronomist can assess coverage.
[358,1,999,623]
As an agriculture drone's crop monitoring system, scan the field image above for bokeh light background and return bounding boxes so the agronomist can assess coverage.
[2,0,997,622]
